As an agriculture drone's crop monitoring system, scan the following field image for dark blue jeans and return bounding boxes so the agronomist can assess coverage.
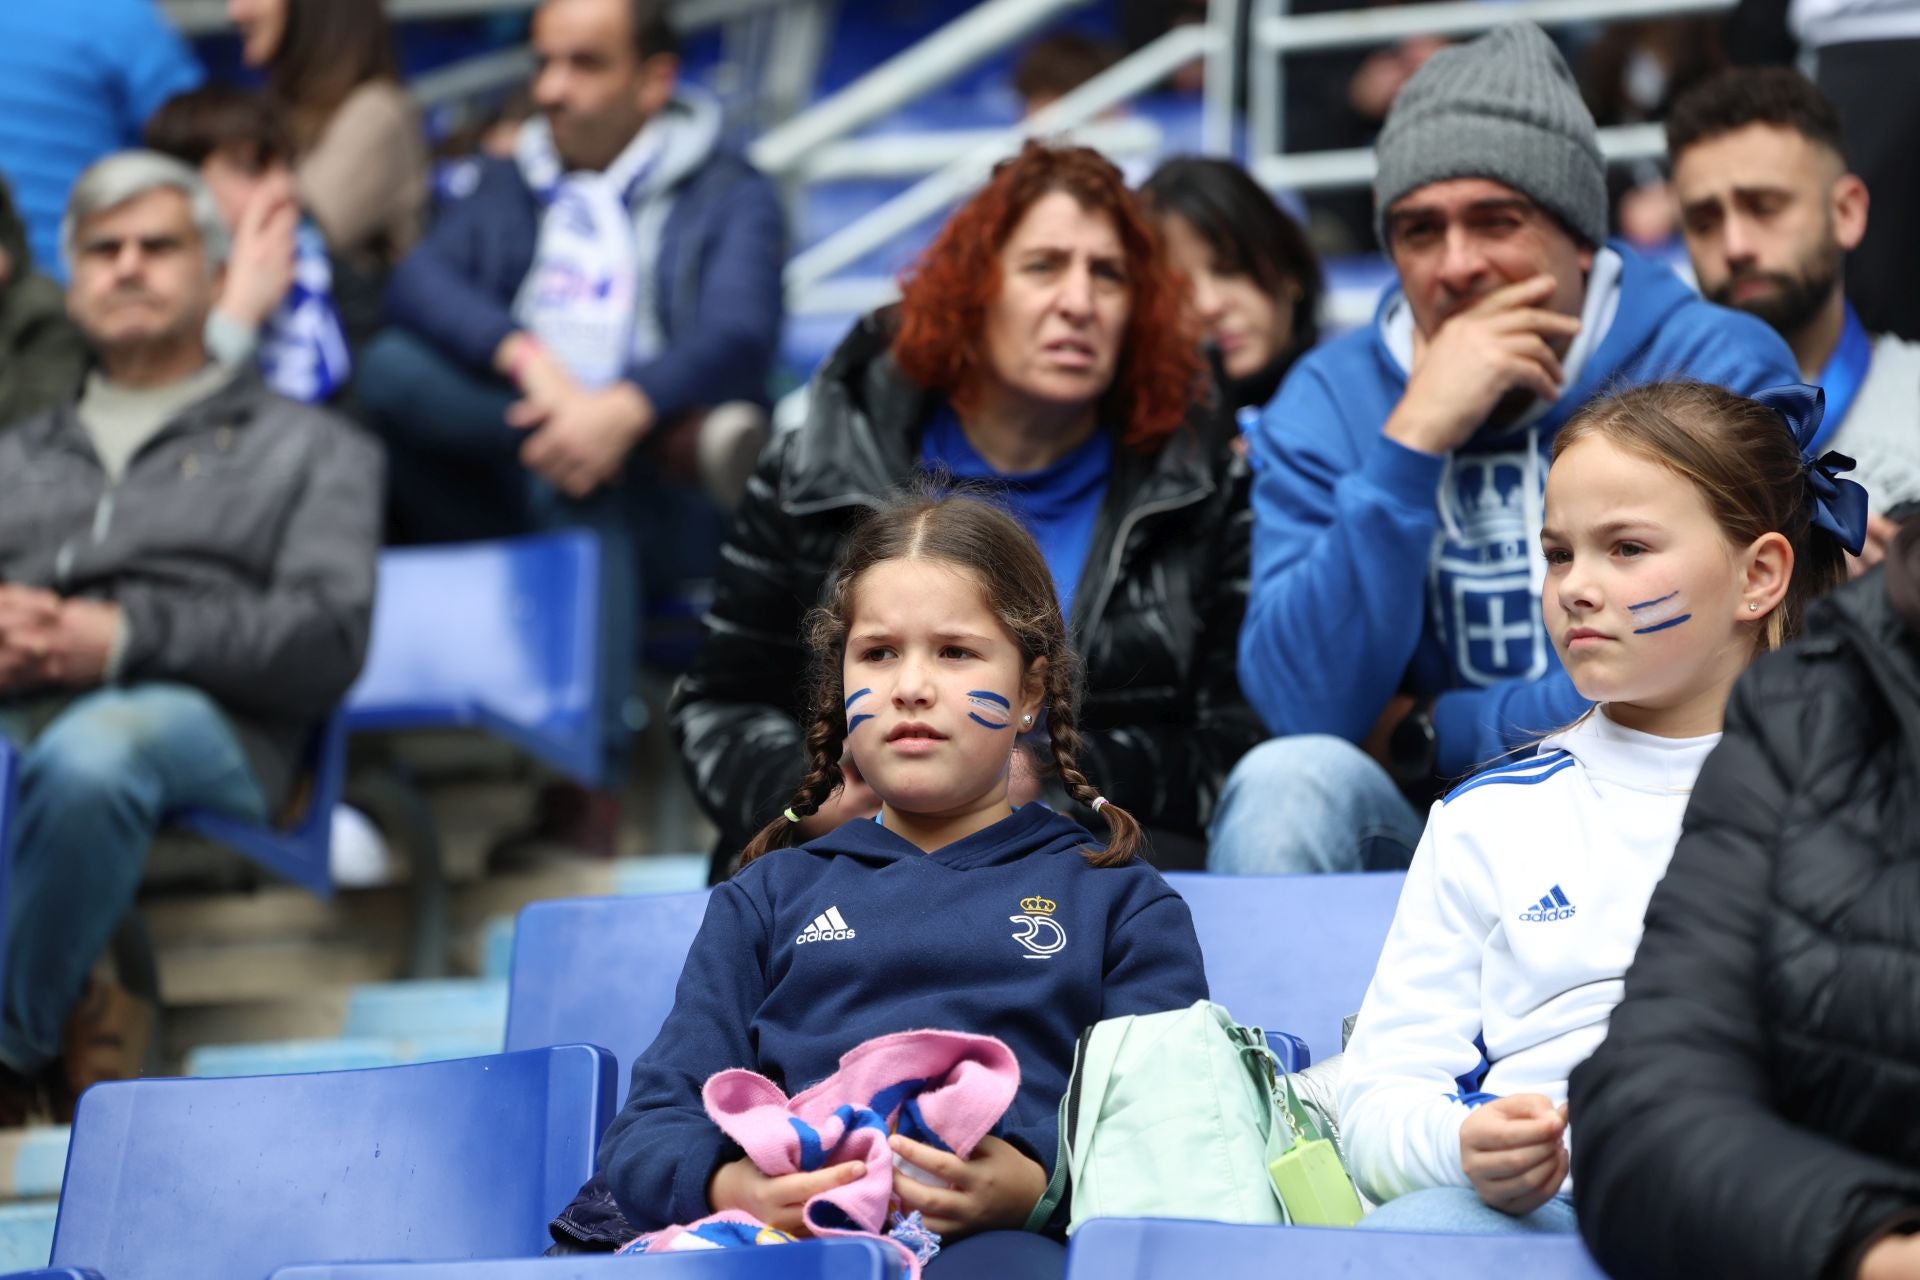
[0,685,267,1073]
[924,1231,1066,1278]
[357,329,696,783]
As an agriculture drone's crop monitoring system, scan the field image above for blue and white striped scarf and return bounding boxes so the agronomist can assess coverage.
[258,219,350,403]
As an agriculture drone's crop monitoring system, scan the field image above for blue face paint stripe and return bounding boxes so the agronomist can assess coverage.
[843,688,871,711]
[848,714,874,732]
[1633,614,1693,635]
[1627,591,1679,612]
[968,712,1009,730]
[966,690,1010,708]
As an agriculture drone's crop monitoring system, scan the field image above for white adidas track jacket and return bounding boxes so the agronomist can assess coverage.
[1338,710,1721,1205]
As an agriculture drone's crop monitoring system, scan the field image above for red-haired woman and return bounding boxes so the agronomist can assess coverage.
[673,141,1263,881]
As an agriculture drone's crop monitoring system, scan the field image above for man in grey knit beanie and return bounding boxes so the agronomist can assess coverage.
[1372,23,1608,252]
[1209,21,1799,907]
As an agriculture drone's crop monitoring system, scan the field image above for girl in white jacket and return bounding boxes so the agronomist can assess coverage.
[1339,381,1864,1234]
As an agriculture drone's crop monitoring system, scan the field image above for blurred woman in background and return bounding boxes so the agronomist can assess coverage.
[1143,156,1323,418]
[227,0,427,289]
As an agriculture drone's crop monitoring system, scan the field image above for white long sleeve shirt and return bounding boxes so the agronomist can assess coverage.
[1338,710,1720,1204]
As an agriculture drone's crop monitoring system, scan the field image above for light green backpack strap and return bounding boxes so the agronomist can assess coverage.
[1025,1029,1095,1233]
[1023,1087,1073,1232]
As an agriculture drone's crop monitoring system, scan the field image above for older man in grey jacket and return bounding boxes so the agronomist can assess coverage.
[0,152,381,1117]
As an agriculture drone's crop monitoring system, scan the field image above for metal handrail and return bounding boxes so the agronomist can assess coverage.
[162,0,781,36]
[1257,0,1735,52]
[748,0,1094,176]
[784,19,1225,296]
[1253,121,1670,191]
[1245,0,1737,196]
[795,118,1166,183]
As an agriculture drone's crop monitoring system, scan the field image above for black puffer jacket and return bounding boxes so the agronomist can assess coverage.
[1570,553,1920,1280]
[671,311,1262,877]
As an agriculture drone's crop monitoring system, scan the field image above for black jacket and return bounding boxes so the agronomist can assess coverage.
[1569,563,1920,1280]
[672,312,1263,876]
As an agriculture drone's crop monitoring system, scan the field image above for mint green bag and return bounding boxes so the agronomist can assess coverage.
[1025,999,1362,1234]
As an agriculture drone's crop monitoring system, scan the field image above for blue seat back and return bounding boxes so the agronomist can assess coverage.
[504,892,712,1093]
[1165,872,1404,1064]
[268,1239,900,1278]
[49,1045,616,1280]
[0,740,16,993]
[172,711,346,899]
[1065,1218,1607,1279]
[500,875,1403,1089]
[346,533,602,785]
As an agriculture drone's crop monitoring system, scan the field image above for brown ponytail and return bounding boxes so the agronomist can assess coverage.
[1038,648,1140,867]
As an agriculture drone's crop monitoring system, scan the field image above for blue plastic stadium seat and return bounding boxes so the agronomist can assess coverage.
[0,741,16,992]
[345,533,603,786]
[502,877,1393,1084]
[505,891,712,1088]
[1165,872,1405,1065]
[46,1045,616,1280]
[171,711,346,898]
[1064,1218,1608,1279]
[268,1239,902,1278]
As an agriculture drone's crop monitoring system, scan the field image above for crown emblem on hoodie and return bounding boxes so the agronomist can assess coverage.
[1020,895,1057,916]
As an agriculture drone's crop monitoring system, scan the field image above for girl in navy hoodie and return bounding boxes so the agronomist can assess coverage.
[587,494,1208,1274]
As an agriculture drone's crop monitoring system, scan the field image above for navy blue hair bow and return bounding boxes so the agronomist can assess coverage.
[1752,383,1870,557]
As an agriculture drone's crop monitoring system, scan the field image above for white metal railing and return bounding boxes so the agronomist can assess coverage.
[162,0,780,37]
[784,8,1237,298]
[1253,121,1671,192]
[795,117,1164,183]
[1245,0,1738,199]
[749,0,1095,176]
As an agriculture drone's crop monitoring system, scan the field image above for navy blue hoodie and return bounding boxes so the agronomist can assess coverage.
[596,804,1209,1229]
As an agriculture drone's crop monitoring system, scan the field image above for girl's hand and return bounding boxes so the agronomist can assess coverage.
[1458,1095,1568,1216]
[888,1133,1049,1239]
[707,1156,864,1237]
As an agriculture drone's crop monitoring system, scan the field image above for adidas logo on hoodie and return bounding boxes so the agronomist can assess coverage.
[796,906,856,944]
[1517,885,1577,924]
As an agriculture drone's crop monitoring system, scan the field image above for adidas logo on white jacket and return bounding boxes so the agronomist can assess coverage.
[796,906,856,944]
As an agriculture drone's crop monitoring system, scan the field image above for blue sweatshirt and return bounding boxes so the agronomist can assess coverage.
[920,407,1113,617]
[596,803,1208,1230]
[1240,243,1798,778]
[0,3,203,280]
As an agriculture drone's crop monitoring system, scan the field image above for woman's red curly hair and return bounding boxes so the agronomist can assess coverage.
[892,140,1201,453]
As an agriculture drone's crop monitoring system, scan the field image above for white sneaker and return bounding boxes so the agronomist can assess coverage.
[329,804,399,888]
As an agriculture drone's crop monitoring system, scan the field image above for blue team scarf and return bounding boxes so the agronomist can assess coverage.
[258,219,349,404]
[1809,301,1873,452]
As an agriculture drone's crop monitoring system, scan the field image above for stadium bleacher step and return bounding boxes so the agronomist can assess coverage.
[0,1200,57,1270]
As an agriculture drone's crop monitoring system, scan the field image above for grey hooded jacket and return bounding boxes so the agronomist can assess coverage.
[0,369,382,802]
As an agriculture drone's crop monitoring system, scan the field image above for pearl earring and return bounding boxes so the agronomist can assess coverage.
[1022,713,1034,728]
[1749,602,1759,611]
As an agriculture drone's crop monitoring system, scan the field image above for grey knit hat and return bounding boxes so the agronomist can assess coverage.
[1373,23,1606,248]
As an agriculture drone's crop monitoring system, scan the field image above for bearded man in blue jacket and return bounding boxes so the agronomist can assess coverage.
[357,0,785,833]
[1210,23,1798,875]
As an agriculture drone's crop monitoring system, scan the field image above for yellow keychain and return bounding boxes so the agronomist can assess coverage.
[1267,1071,1364,1227]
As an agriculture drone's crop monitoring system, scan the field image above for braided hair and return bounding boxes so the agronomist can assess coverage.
[738,491,1140,869]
